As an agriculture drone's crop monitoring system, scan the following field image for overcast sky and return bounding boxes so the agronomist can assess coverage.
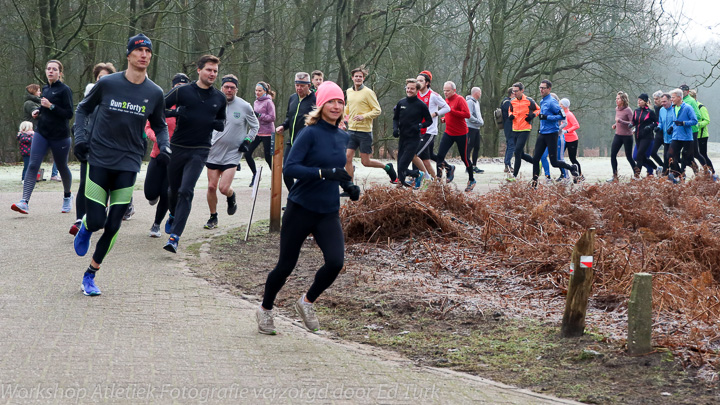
[665,0,720,42]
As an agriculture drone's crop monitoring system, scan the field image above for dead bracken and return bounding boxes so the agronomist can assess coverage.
[340,178,720,375]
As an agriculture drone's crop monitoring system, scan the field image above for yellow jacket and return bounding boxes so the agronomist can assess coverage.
[344,85,382,132]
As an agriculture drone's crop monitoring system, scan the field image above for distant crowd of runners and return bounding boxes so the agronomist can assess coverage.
[10,33,715,335]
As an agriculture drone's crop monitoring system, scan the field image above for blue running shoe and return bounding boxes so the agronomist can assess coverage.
[164,234,179,253]
[668,173,680,184]
[446,165,456,183]
[165,215,174,234]
[413,172,425,190]
[11,200,29,214]
[74,221,92,257]
[81,271,101,296]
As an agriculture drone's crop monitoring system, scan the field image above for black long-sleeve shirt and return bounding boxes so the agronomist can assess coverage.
[75,71,168,172]
[165,82,227,148]
[37,81,73,140]
[392,95,433,138]
[281,92,316,145]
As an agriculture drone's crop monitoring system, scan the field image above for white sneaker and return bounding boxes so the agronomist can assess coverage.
[256,307,277,335]
[294,295,319,332]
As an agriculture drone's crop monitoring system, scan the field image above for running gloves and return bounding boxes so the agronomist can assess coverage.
[320,168,352,182]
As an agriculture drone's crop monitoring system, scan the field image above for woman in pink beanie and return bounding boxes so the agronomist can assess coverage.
[256,81,360,335]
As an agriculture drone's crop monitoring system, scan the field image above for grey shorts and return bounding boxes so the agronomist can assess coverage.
[346,130,373,154]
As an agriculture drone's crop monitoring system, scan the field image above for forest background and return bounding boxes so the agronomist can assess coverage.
[2,0,719,161]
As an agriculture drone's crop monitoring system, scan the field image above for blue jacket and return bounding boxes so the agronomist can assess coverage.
[284,119,349,214]
[670,102,698,141]
[658,106,674,144]
[538,94,565,134]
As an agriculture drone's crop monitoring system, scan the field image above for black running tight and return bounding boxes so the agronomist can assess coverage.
[565,140,582,175]
[262,200,344,310]
[610,135,635,175]
[698,137,714,173]
[512,131,534,177]
[144,157,170,225]
[245,136,272,175]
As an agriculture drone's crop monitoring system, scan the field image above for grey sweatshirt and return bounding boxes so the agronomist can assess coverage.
[206,96,259,165]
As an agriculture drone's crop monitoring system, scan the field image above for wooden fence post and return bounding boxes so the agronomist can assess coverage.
[270,133,283,232]
[561,228,596,337]
[627,273,653,355]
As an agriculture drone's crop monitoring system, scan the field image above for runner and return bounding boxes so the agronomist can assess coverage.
[163,54,227,253]
[311,70,324,92]
[12,59,73,215]
[607,91,636,182]
[204,74,259,230]
[245,81,275,187]
[560,98,582,180]
[631,93,658,177]
[256,81,358,335]
[392,79,432,186]
[650,90,666,172]
[276,72,316,190]
[435,81,476,191]
[144,73,189,237]
[500,87,515,173]
[689,89,716,178]
[72,34,170,296]
[506,82,537,181]
[411,70,450,185]
[465,86,484,174]
[70,62,117,236]
[657,93,674,176]
[680,84,705,172]
[343,66,397,183]
[667,88,698,183]
[531,80,578,187]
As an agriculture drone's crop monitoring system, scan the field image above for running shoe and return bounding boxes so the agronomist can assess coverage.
[545,176,553,184]
[446,165,456,183]
[227,192,237,216]
[148,197,159,206]
[256,307,277,335]
[204,215,218,229]
[81,271,101,296]
[606,176,617,183]
[713,174,719,182]
[122,203,135,220]
[11,200,29,214]
[569,164,579,177]
[413,172,425,190]
[506,176,517,182]
[149,223,161,238]
[385,163,398,183]
[668,173,680,184]
[473,166,484,174]
[61,195,73,213]
[164,234,179,253]
[165,215,174,234]
[465,179,477,192]
[294,295,319,332]
[504,165,511,173]
[50,175,62,182]
[555,176,566,182]
[74,221,92,257]
[69,219,81,236]
[249,174,256,188]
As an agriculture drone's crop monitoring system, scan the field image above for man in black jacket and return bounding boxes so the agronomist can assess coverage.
[393,79,433,187]
[275,72,316,190]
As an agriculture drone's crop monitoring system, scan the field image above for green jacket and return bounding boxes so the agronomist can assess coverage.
[697,102,710,139]
[683,94,701,133]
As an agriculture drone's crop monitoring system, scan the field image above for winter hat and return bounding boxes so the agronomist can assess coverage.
[679,84,690,91]
[419,70,433,82]
[171,73,190,86]
[314,81,344,108]
[559,98,570,108]
[638,93,649,102]
[127,34,152,56]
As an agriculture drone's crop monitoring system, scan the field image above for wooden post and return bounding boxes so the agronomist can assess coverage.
[561,228,596,337]
[627,273,653,355]
[270,132,284,232]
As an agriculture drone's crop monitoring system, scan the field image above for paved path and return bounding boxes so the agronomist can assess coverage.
[0,163,579,404]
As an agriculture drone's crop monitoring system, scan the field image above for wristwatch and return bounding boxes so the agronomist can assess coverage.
[49,104,55,111]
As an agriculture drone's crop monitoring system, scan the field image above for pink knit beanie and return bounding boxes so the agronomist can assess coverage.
[315,81,345,108]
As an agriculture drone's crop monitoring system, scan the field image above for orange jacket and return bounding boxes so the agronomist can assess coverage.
[509,95,539,131]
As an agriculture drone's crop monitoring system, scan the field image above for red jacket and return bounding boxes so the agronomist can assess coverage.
[145,106,177,158]
[444,93,470,136]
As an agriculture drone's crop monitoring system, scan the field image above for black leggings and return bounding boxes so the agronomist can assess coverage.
[669,140,694,175]
[167,146,209,237]
[651,132,665,169]
[512,131,534,177]
[144,157,170,225]
[467,127,481,166]
[698,137,714,173]
[436,132,473,181]
[565,140,582,175]
[282,142,295,190]
[245,136,273,175]
[262,200,344,310]
[84,165,136,265]
[532,132,574,181]
[635,136,657,174]
[692,132,706,167]
[75,161,88,221]
[610,135,635,175]
[397,136,421,181]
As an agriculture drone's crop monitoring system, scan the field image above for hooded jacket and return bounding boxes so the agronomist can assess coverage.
[254,94,276,135]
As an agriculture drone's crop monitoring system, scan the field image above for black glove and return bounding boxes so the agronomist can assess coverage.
[507,115,515,121]
[341,183,361,201]
[393,130,399,138]
[654,127,663,136]
[538,113,547,120]
[674,120,684,126]
[320,168,352,182]
[254,111,261,118]
[157,146,171,166]
[525,113,536,123]
[667,126,674,135]
[212,119,225,132]
[74,142,89,161]
[238,139,250,153]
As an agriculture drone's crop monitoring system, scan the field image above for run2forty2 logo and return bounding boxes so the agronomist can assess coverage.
[109,99,148,116]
